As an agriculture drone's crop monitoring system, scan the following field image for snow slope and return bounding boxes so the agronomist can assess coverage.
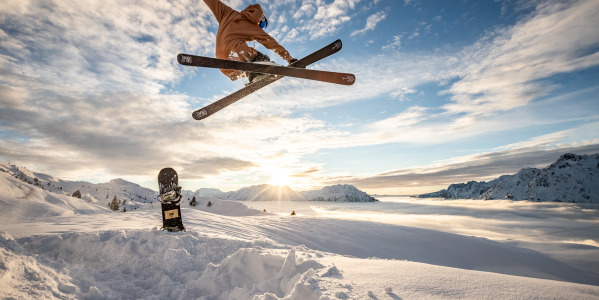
[1,164,599,299]
[419,153,599,203]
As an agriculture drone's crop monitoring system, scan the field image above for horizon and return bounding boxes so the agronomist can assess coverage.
[3,150,596,195]
[1,0,598,194]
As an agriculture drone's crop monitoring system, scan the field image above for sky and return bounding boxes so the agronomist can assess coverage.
[0,0,598,194]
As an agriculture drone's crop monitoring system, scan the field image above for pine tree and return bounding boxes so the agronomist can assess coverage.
[72,190,82,199]
[109,196,120,211]
[189,196,197,207]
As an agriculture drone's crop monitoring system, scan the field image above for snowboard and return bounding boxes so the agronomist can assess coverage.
[177,54,355,85]
[189,39,344,120]
[158,167,185,232]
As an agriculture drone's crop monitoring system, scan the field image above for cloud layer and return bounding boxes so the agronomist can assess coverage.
[1,0,598,192]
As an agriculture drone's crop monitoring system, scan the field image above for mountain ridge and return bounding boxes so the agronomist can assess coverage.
[418,153,599,203]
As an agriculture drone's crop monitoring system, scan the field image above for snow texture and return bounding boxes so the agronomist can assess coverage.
[1,161,599,299]
[419,153,599,203]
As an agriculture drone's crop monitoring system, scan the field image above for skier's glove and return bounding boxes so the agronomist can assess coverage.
[289,58,299,66]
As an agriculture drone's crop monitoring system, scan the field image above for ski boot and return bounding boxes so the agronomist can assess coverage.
[247,52,278,85]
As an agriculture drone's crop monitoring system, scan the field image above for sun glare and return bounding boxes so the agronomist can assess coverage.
[268,168,292,187]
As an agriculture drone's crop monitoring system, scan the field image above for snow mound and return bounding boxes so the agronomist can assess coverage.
[0,233,78,299]
[419,153,599,202]
[300,184,377,202]
[5,230,326,300]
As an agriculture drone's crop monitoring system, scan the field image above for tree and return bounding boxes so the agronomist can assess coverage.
[109,196,120,211]
[189,196,197,207]
[72,190,82,199]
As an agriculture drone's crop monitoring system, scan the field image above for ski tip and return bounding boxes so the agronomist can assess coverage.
[343,74,356,85]
[177,53,193,65]
[332,39,342,51]
[192,109,210,120]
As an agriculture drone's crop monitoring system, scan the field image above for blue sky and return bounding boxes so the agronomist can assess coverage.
[1,0,598,194]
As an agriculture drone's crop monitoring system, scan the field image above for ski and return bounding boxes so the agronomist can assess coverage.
[177,54,355,86]
[189,39,344,120]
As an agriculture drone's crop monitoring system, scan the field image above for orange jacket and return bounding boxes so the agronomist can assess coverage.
[202,0,293,80]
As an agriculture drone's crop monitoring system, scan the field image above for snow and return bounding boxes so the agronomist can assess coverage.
[300,184,377,202]
[1,162,599,299]
[217,184,304,201]
[419,153,599,203]
[209,184,377,202]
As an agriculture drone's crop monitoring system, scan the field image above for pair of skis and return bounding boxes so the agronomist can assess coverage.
[177,39,353,120]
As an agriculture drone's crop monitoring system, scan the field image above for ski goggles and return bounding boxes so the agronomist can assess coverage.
[259,15,268,29]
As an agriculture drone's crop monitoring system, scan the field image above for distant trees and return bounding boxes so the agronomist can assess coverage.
[72,190,82,199]
[109,196,120,211]
[189,196,197,207]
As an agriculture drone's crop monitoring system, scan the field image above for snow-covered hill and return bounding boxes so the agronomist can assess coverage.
[300,184,378,202]
[191,187,225,198]
[0,162,159,211]
[211,184,377,202]
[1,162,377,204]
[0,167,109,220]
[216,184,304,201]
[419,153,599,202]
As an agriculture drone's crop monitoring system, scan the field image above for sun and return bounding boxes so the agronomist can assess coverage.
[267,167,293,187]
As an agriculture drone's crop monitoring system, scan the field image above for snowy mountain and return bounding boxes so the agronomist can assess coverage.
[212,183,377,202]
[0,162,375,204]
[0,165,109,219]
[217,184,305,201]
[192,187,225,198]
[419,153,599,203]
[300,184,378,202]
[0,162,159,211]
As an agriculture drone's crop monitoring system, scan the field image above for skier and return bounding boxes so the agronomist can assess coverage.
[201,0,298,83]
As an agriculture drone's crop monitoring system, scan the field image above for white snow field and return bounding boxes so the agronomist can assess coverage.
[1,165,599,299]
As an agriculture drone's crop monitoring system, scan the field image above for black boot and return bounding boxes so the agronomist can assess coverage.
[248,52,271,84]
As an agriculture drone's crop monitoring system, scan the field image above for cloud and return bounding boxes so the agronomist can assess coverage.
[382,35,402,51]
[289,0,360,39]
[2,0,598,194]
[351,10,387,36]
[442,0,599,116]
